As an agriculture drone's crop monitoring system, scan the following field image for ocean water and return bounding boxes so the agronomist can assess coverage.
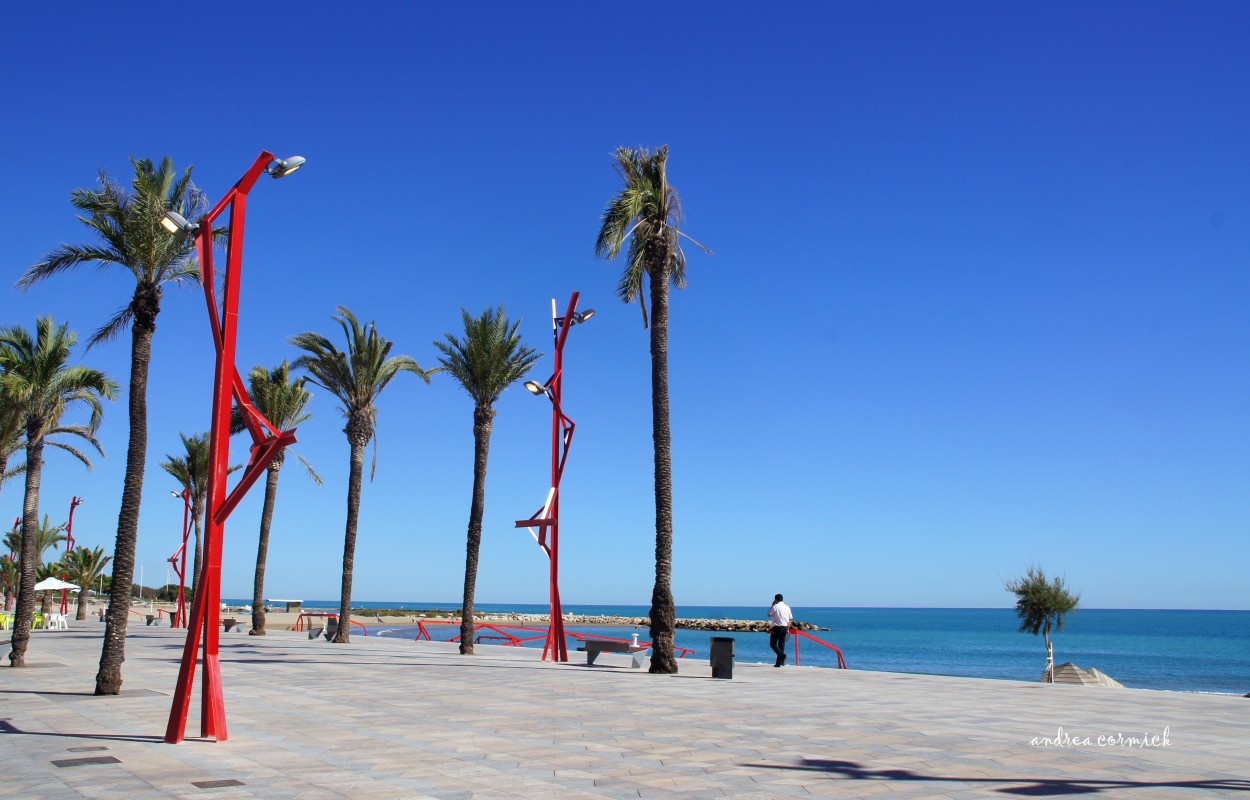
[232,600,1249,694]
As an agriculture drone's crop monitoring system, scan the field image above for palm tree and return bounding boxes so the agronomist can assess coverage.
[292,307,430,643]
[594,145,710,673]
[62,545,112,620]
[158,433,240,597]
[18,156,205,694]
[1,555,17,612]
[241,361,321,635]
[1005,565,1081,681]
[1,515,69,567]
[435,307,540,654]
[0,400,25,498]
[0,317,116,667]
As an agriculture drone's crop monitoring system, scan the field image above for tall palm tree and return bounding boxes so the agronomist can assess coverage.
[595,145,710,673]
[18,156,205,694]
[241,361,321,635]
[63,545,112,621]
[0,317,116,667]
[292,307,430,643]
[435,307,540,654]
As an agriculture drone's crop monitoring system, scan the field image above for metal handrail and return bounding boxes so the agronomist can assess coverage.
[791,628,847,668]
[291,611,367,636]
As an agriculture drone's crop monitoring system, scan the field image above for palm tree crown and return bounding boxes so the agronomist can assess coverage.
[18,157,205,344]
[594,145,710,327]
[0,318,116,462]
[292,306,430,471]
[434,307,541,410]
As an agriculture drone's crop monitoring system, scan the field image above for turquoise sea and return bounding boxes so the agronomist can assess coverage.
[233,601,1249,695]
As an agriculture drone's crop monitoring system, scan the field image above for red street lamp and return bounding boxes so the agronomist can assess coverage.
[515,292,594,663]
[59,496,83,614]
[162,151,305,744]
[167,489,192,629]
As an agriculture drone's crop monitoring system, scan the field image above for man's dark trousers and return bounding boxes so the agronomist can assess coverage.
[770,626,788,666]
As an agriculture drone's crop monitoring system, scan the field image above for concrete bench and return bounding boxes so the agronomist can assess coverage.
[577,640,648,668]
[307,625,324,640]
[222,618,239,632]
[146,615,157,626]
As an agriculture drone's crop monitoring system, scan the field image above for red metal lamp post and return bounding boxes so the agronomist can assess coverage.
[515,293,594,662]
[167,489,192,628]
[59,496,83,614]
[160,151,305,743]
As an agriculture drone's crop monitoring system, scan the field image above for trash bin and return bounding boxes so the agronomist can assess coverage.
[710,636,735,679]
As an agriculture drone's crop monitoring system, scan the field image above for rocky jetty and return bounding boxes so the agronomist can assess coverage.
[475,612,820,632]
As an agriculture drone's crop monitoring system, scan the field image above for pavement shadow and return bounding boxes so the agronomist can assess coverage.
[744,758,1250,796]
[0,718,163,744]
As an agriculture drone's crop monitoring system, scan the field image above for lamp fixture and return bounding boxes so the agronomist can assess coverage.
[160,211,199,243]
[556,308,596,327]
[524,380,547,396]
[266,156,306,179]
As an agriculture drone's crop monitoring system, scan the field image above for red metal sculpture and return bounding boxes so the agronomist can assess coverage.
[162,150,304,743]
[59,496,82,615]
[515,293,593,662]
[167,489,191,629]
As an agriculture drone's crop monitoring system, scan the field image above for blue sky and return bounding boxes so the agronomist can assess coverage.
[2,3,1246,610]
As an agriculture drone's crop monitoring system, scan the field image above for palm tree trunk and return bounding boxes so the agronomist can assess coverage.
[96,299,156,694]
[76,586,88,621]
[459,406,495,655]
[250,460,283,635]
[647,265,679,674]
[190,504,204,597]
[8,433,44,667]
[335,420,369,643]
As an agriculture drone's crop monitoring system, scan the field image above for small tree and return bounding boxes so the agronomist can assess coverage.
[63,545,112,620]
[1005,565,1080,681]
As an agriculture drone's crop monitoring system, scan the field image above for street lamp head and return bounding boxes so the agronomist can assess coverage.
[160,211,199,243]
[572,309,595,325]
[170,490,182,499]
[524,380,546,396]
[267,155,306,179]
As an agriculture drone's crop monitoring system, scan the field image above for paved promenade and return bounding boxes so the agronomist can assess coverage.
[1,623,1246,799]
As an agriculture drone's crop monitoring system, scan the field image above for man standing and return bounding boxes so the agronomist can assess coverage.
[768,593,792,667]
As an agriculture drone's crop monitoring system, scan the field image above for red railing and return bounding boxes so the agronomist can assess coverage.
[291,612,367,636]
[413,619,694,658]
[792,628,847,668]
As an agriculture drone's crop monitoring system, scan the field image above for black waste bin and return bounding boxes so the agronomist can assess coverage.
[710,636,735,679]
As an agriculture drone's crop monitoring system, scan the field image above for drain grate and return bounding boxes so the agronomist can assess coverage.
[51,756,121,768]
[192,779,245,789]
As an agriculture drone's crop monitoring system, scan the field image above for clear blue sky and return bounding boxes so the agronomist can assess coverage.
[2,3,1246,609]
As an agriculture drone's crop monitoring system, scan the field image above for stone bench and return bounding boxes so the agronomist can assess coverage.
[577,640,648,668]
[222,618,239,632]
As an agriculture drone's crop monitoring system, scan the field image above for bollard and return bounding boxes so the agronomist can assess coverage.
[710,636,735,679]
